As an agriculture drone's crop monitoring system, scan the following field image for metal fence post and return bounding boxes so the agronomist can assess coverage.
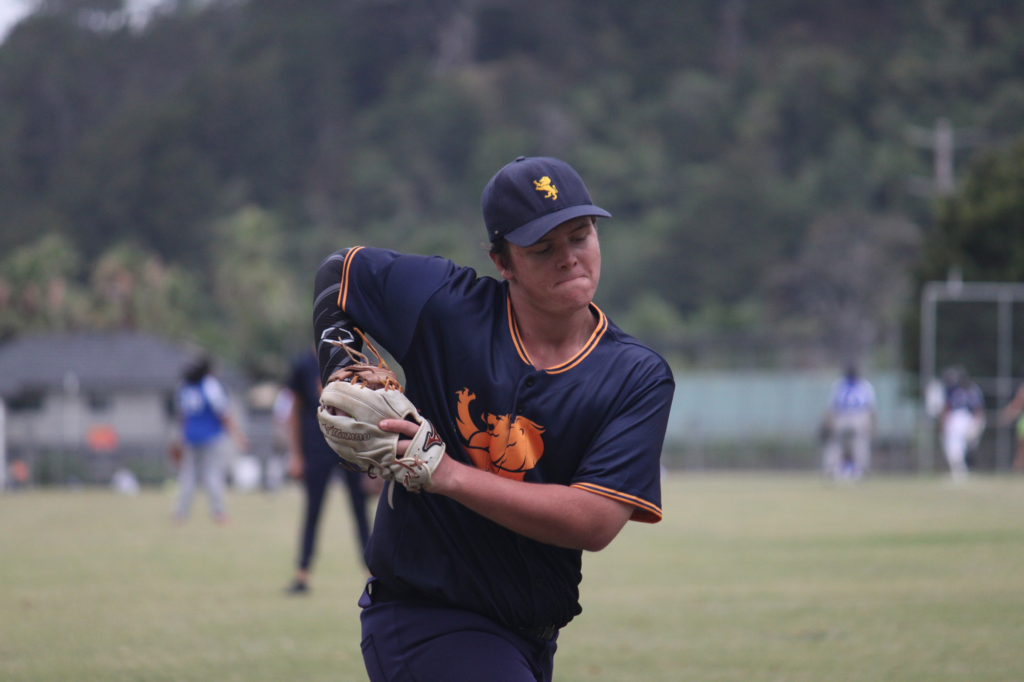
[996,294,1013,470]
[919,283,938,473]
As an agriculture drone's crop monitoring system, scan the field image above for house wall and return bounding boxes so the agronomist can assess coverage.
[5,390,176,449]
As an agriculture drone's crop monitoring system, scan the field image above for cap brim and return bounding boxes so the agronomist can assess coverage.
[503,205,612,247]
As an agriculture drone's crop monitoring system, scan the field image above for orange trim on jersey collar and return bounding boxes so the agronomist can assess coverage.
[571,482,662,523]
[544,306,607,375]
[506,294,608,374]
[506,296,533,366]
[337,246,365,310]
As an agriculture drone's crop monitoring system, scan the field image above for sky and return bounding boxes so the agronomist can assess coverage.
[0,0,32,43]
[0,0,168,43]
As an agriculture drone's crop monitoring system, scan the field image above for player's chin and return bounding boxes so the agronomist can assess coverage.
[552,280,596,307]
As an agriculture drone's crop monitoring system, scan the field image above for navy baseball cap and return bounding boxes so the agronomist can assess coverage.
[481,156,611,246]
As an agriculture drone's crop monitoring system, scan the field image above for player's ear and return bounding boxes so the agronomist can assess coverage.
[489,251,515,281]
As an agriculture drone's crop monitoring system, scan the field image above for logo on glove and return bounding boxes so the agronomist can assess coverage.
[322,425,371,441]
[423,426,444,451]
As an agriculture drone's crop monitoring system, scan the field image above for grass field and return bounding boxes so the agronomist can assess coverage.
[2,474,1024,681]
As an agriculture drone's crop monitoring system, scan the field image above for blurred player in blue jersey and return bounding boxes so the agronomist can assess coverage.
[821,363,876,480]
[312,156,674,681]
[941,366,985,482]
[173,356,248,524]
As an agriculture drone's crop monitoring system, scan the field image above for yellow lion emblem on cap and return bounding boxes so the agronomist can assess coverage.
[533,176,558,200]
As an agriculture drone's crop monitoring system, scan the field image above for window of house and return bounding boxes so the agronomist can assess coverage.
[6,388,45,412]
[164,392,177,419]
[87,392,114,412]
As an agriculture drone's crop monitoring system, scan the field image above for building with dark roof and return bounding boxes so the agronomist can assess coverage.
[0,332,247,485]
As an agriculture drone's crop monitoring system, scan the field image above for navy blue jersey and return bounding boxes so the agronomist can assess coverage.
[313,247,674,629]
[288,351,336,462]
[947,383,984,413]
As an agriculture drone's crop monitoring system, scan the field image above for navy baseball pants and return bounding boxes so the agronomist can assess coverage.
[358,582,556,682]
[298,454,369,571]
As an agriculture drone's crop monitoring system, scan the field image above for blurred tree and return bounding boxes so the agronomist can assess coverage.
[920,137,1024,283]
[0,0,1021,372]
[770,212,920,362]
[0,234,84,338]
[88,243,196,337]
[207,206,305,378]
[902,136,1024,376]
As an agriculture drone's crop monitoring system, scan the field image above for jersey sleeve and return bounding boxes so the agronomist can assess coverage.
[313,247,458,386]
[201,376,229,417]
[570,361,674,524]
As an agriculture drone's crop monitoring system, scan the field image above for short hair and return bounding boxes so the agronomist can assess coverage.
[488,237,511,270]
[183,356,212,384]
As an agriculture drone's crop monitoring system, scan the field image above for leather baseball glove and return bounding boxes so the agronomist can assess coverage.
[317,330,445,506]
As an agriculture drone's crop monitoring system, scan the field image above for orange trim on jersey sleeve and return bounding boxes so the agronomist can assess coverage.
[545,304,608,375]
[506,295,533,366]
[571,482,663,523]
[337,246,365,311]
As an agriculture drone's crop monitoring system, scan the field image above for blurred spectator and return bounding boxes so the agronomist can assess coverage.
[998,382,1024,472]
[286,347,378,595]
[821,363,876,480]
[172,356,248,524]
[264,386,294,491]
[8,459,30,489]
[940,366,985,483]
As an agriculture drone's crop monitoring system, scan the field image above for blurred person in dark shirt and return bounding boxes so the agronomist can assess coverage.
[286,348,378,594]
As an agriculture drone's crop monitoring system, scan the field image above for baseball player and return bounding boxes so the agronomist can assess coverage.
[285,347,375,594]
[821,363,876,480]
[313,156,674,681]
[940,366,985,482]
[172,356,248,524]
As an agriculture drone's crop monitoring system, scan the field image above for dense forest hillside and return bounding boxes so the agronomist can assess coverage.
[1,0,1023,375]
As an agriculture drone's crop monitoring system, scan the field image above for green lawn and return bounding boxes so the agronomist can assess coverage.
[2,474,1024,681]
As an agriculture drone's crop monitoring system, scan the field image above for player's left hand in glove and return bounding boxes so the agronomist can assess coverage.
[317,330,446,506]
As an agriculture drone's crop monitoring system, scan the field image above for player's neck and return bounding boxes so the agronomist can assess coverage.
[508,291,598,370]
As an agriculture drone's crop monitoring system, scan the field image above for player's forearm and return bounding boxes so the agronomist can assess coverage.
[313,249,361,386]
[221,414,248,450]
[428,456,631,552]
[288,399,304,461]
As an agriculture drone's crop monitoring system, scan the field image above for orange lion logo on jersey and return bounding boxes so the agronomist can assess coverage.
[456,388,545,480]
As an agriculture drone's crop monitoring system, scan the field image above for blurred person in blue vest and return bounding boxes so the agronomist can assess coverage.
[941,366,985,483]
[821,363,876,480]
[285,347,380,594]
[173,356,248,524]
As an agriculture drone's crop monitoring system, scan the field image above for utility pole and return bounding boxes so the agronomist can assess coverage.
[717,0,745,77]
[906,118,985,197]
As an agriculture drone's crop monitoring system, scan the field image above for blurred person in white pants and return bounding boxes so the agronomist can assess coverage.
[822,363,876,480]
[940,367,985,483]
[173,356,248,523]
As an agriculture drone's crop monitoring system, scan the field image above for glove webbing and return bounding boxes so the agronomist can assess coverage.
[327,328,403,392]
